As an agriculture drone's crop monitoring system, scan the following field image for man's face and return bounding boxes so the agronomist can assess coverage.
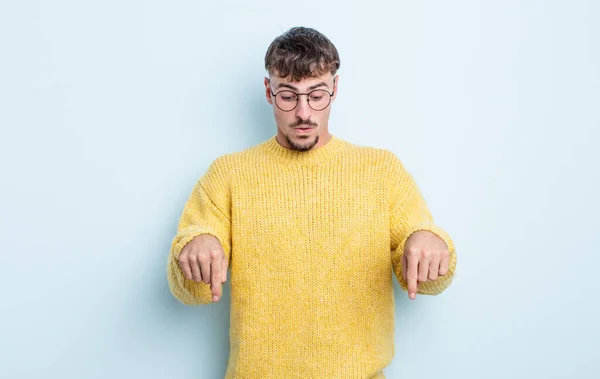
[264,73,338,151]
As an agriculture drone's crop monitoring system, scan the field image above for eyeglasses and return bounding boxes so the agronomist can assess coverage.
[268,79,335,112]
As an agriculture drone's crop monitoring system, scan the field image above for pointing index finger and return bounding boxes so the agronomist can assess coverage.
[210,256,222,302]
[406,253,419,300]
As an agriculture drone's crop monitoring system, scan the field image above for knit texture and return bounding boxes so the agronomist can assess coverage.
[167,134,457,378]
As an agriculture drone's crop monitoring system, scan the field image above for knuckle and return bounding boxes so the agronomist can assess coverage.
[210,249,220,260]
[406,249,419,258]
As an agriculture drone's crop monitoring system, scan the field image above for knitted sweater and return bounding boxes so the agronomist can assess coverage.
[167,134,457,379]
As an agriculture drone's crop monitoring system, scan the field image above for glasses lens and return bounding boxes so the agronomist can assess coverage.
[275,91,298,111]
[308,90,331,111]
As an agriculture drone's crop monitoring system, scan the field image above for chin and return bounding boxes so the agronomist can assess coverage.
[286,133,319,152]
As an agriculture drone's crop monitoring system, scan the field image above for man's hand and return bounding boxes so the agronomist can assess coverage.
[402,230,450,300]
[178,234,228,302]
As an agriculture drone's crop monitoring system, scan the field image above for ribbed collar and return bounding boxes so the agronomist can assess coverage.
[261,134,349,165]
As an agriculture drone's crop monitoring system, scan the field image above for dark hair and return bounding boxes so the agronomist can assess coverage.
[264,27,340,81]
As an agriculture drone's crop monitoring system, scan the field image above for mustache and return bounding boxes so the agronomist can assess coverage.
[290,119,317,127]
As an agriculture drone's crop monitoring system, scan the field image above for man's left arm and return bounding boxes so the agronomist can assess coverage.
[388,153,458,299]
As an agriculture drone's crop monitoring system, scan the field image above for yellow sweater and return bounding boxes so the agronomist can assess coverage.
[167,134,457,379]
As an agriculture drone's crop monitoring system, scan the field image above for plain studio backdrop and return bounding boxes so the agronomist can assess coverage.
[1,1,598,378]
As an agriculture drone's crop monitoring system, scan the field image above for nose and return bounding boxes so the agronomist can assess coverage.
[294,95,311,120]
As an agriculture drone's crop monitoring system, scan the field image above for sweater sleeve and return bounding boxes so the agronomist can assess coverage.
[387,152,457,295]
[167,157,232,305]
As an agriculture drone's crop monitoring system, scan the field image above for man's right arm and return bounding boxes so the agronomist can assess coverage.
[167,157,232,305]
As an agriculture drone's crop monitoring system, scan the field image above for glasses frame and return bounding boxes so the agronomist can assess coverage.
[268,78,336,112]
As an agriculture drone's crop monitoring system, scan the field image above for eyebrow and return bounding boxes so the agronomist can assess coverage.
[276,81,329,91]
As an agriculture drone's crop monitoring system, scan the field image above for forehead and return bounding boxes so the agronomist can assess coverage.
[270,73,334,90]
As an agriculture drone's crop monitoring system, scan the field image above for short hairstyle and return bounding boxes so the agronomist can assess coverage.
[264,27,340,81]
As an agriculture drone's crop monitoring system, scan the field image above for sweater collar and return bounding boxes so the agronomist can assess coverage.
[262,133,348,165]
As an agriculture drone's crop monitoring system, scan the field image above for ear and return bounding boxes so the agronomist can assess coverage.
[331,75,339,102]
[264,77,274,105]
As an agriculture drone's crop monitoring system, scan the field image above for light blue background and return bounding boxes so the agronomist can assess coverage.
[1,1,598,378]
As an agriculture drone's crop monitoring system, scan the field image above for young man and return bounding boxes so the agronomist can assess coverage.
[167,26,457,379]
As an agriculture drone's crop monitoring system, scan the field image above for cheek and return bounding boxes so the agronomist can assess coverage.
[274,111,294,126]
[314,111,328,126]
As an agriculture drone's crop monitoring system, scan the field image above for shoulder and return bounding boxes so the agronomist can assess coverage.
[340,139,406,173]
[202,139,267,178]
